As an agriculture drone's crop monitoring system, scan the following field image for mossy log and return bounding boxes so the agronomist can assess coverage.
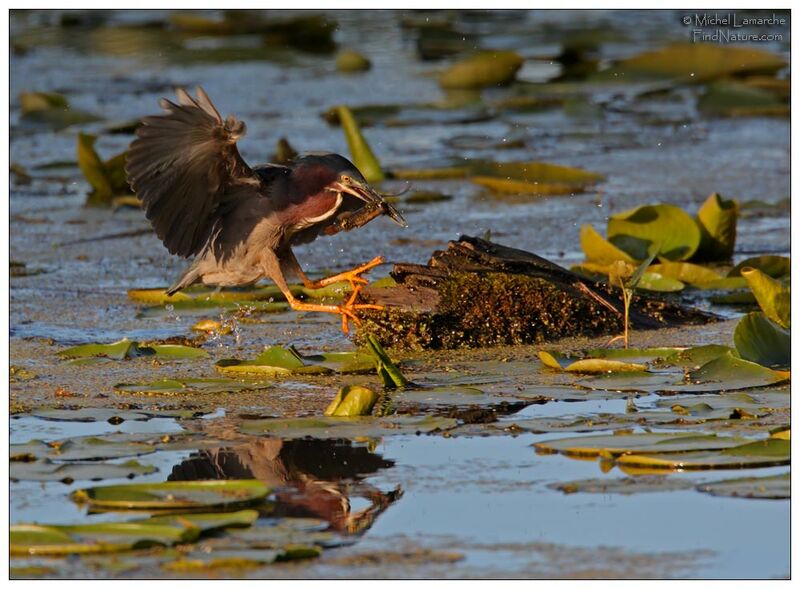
[353,235,718,350]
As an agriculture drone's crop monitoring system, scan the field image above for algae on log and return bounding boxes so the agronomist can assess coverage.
[352,236,718,350]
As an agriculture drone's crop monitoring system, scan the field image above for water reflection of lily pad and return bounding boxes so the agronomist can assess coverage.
[11,459,156,482]
[72,480,270,510]
[696,473,789,500]
[240,415,458,439]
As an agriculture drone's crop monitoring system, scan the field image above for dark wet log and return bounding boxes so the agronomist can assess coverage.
[353,235,719,350]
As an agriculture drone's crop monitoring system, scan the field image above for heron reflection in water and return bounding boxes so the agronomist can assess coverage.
[168,438,402,535]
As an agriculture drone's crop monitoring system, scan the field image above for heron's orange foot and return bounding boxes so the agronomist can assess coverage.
[316,256,385,290]
[338,285,384,335]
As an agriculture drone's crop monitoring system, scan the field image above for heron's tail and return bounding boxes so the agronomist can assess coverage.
[166,259,201,295]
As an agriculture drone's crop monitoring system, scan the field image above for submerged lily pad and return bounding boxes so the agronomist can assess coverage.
[696,473,789,499]
[216,345,375,377]
[734,312,791,370]
[240,415,458,439]
[114,377,271,396]
[71,480,270,510]
[11,459,156,482]
[607,204,701,261]
[549,476,694,495]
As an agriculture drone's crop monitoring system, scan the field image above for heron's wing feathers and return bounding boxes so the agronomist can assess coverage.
[126,87,263,258]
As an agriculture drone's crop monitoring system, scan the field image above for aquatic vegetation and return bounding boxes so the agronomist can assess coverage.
[336,49,371,72]
[337,105,384,184]
[76,133,132,207]
[216,345,375,377]
[324,384,379,416]
[439,50,524,89]
[58,338,208,361]
[19,91,101,130]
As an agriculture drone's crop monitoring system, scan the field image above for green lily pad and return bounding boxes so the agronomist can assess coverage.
[607,204,701,261]
[216,345,375,377]
[729,255,790,278]
[324,385,379,416]
[604,43,785,82]
[616,438,790,471]
[636,272,685,292]
[472,176,589,197]
[144,509,259,533]
[734,312,791,370]
[470,160,603,188]
[698,81,787,118]
[741,267,790,328]
[336,49,371,72]
[647,262,722,286]
[580,224,636,265]
[564,359,648,374]
[337,105,384,184]
[128,282,348,305]
[71,480,270,510]
[394,385,514,407]
[58,338,208,361]
[11,522,195,556]
[11,459,156,482]
[77,134,132,206]
[439,50,523,89]
[656,345,737,369]
[689,350,789,389]
[365,334,409,388]
[696,473,789,499]
[534,432,750,458]
[240,414,458,439]
[549,476,694,495]
[695,192,738,261]
[11,437,156,462]
[19,92,101,130]
[114,377,271,396]
[31,408,152,422]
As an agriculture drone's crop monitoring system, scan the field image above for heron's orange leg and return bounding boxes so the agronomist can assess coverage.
[305,256,385,290]
[283,285,383,335]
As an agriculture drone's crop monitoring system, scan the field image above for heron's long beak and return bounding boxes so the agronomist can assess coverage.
[332,180,408,228]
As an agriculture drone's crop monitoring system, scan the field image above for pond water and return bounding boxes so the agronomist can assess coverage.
[9,9,790,580]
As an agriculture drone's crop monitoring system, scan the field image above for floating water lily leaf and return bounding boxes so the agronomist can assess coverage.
[734,312,791,370]
[549,476,694,495]
[636,272,685,292]
[581,347,682,363]
[71,480,270,510]
[687,351,789,390]
[605,43,785,82]
[729,255,790,278]
[538,350,567,370]
[390,166,470,180]
[616,438,790,471]
[144,509,259,533]
[240,415,457,439]
[395,385,512,407]
[472,176,585,196]
[128,282,348,305]
[10,522,194,556]
[114,377,271,396]
[76,134,131,206]
[11,437,156,462]
[657,345,736,369]
[648,262,722,286]
[533,432,749,458]
[19,92,101,130]
[337,105,384,184]
[324,385,379,416]
[740,267,790,328]
[11,459,156,482]
[564,359,648,374]
[470,160,604,187]
[58,338,207,361]
[439,50,523,89]
[336,49,371,72]
[698,81,787,118]
[607,204,701,261]
[216,345,375,377]
[697,473,789,499]
[365,334,409,388]
[580,224,635,264]
[31,407,151,422]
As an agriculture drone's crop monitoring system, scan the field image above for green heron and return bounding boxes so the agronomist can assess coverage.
[126,87,406,334]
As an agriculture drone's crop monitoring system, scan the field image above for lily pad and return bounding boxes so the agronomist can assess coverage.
[729,255,790,278]
[657,345,737,369]
[697,473,789,499]
[698,81,787,118]
[114,377,271,396]
[215,345,375,377]
[31,408,152,423]
[616,438,790,471]
[71,480,270,510]
[635,272,685,293]
[365,334,409,388]
[549,476,694,495]
[470,160,603,188]
[128,282,347,305]
[740,267,790,327]
[647,262,722,286]
[337,105,384,184]
[607,204,701,261]
[473,176,587,196]
[58,338,208,361]
[439,50,523,89]
[580,224,635,264]
[564,359,648,374]
[240,414,458,439]
[11,459,156,482]
[144,510,259,533]
[11,438,156,462]
[11,522,195,556]
[689,350,789,389]
[336,49,371,72]
[19,91,101,129]
[734,312,791,370]
[534,432,750,458]
[324,385,379,416]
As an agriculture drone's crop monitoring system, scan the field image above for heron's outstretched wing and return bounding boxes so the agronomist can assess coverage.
[126,87,264,258]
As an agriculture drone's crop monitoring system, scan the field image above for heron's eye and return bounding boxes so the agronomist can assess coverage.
[341,175,351,184]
